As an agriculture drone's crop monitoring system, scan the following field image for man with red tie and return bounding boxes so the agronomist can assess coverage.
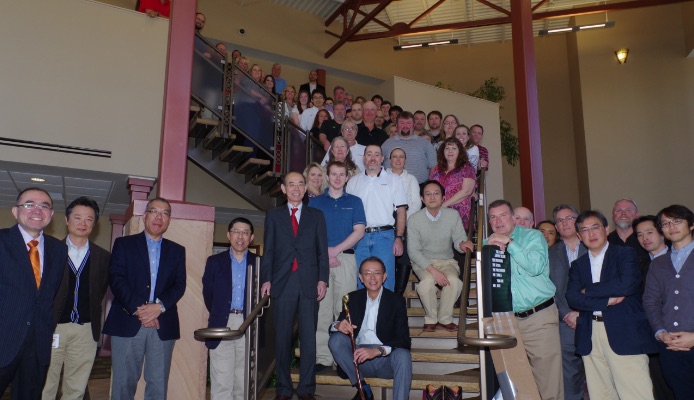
[0,188,68,399]
[261,172,329,400]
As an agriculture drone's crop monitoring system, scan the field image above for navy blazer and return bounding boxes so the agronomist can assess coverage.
[202,250,257,349]
[0,225,67,368]
[102,232,186,341]
[260,205,329,298]
[566,244,657,356]
[335,288,411,351]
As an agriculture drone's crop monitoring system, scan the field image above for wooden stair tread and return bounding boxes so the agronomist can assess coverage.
[239,158,271,167]
[190,104,201,112]
[194,117,219,126]
[295,348,479,363]
[408,307,477,317]
[409,323,479,339]
[252,170,276,185]
[291,370,480,391]
[404,289,477,299]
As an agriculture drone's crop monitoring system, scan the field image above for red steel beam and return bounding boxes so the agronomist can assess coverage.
[531,0,550,12]
[324,0,394,58]
[409,0,448,28]
[474,0,511,16]
[511,0,545,220]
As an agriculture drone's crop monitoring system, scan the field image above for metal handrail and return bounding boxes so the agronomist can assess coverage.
[457,170,517,350]
[194,294,270,341]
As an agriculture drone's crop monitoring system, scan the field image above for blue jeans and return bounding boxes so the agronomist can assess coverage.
[328,333,412,400]
[355,230,395,290]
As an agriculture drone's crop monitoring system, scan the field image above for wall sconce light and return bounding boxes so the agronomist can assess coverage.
[615,48,629,64]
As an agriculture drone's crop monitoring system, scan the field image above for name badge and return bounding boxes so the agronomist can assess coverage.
[52,334,60,349]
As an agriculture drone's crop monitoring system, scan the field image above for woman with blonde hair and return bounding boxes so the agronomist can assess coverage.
[303,162,324,202]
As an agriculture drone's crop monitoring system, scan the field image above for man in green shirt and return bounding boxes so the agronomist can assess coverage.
[486,199,563,400]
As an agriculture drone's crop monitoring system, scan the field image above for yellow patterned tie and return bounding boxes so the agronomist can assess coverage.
[28,240,41,288]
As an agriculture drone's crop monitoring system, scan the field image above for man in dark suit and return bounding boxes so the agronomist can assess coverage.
[260,171,329,400]
[548,204,587,400]
[42,196,111,400]
[298,69,325,97]
[103,197,186,400]
[202,217,257,400]
[0,187,68,400]
[329,256,412,400]
[567,210,657,400]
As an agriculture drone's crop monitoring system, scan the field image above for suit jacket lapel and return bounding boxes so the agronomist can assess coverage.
[599,246,613,282]
[155,239,169,298]
[136,232,151,287]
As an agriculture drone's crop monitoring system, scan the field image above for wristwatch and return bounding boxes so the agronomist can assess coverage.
[156,298,166,314]
[377,346,386,357]
[395,235,405,241]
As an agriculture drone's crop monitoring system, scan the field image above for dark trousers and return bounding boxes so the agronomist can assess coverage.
[0,327,48,400]
[273,271,319,397]
[394,238,411,295]
[659,343,694,400]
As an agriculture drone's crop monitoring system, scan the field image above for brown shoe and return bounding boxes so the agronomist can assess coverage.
[423,324,437,332]
[437,322,458,332]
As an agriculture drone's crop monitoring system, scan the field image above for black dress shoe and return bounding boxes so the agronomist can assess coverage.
[315,363,332,373]
[351,390,374,400]
[298,393,317,400]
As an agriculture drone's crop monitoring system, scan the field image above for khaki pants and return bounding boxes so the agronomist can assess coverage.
[316,252,358,366]
[414,259,461,325]
[516,303,564,400]
[42,323,97,400]
[209,314,246,400]
[583,321,653,400]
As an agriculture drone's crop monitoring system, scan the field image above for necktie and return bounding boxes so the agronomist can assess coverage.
[291,207,298,272]
[28,240,41,288]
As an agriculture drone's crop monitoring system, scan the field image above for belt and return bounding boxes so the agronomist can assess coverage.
[365,225,393,233]
[229,309,243,314]
[592,315,604,322]
[342,249,355,254]
[514,298,554,318]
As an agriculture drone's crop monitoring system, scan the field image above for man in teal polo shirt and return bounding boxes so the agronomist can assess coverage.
[485,199,563,400]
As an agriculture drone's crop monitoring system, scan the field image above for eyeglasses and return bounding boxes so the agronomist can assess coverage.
[285,182,306,189]
[16,202,52,211]
[361,271,384,277]
[342,127,356,132]
[659,219,684,229]
[147,208,171,217]
[230,229,252,237]
[556,216,576,224]
[579,225,603,235]
[443,121,457,126]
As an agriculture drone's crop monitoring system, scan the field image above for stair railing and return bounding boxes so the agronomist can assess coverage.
[194,256,272,400]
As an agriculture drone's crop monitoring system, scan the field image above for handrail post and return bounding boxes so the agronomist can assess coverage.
[244,256,262,400]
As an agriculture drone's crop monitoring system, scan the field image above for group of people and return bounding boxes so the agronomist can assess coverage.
[495,198,693,400]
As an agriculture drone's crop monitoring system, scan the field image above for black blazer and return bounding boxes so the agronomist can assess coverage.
[102,232,186,341]
[335,288,411,351]
[0,225,67,368]
[299,83,326,97]
[260,205,329,298]
[566,244,658,356]
[53,240,110,342]
[202,251,257,349]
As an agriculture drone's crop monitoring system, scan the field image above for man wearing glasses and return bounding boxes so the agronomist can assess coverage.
[567,210,656,400]
[548,204,587,400]
[0,188,68,399]
[485,199,562,400]
[202,217,257,400]
[644,205,694,399]
[103,197,187,399]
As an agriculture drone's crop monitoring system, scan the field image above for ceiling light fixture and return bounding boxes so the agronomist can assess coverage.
[539,21,615,36]
[30,177,46,182]
[394,39,458,51]
[615,48,629,64]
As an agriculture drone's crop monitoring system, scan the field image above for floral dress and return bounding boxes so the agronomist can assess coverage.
[429,163,476,230]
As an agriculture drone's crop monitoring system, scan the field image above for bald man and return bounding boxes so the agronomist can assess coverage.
[514,207,535,228]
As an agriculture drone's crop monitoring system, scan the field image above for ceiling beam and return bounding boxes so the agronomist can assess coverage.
[474,0,510,16]
[339,0,691,43]
[324,0,394,58]
[409,0,448,28]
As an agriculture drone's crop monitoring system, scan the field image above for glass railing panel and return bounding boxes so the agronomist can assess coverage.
[308,135,326,165]
[285,122,308,173]
[191,34,225,117]
[231,65,277,155]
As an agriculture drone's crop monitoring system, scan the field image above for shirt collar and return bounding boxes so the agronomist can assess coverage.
[589,242,609,259]
[367,287,384,303]
[17,224,43,245]
[287,202,303,212]
[66,236,89,251]
[672,239,694,256]
[650,246,669,260]
[425,208,442,222]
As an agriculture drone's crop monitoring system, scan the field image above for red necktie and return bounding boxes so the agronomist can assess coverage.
[291,207,298,272]
[28,240,41,288]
